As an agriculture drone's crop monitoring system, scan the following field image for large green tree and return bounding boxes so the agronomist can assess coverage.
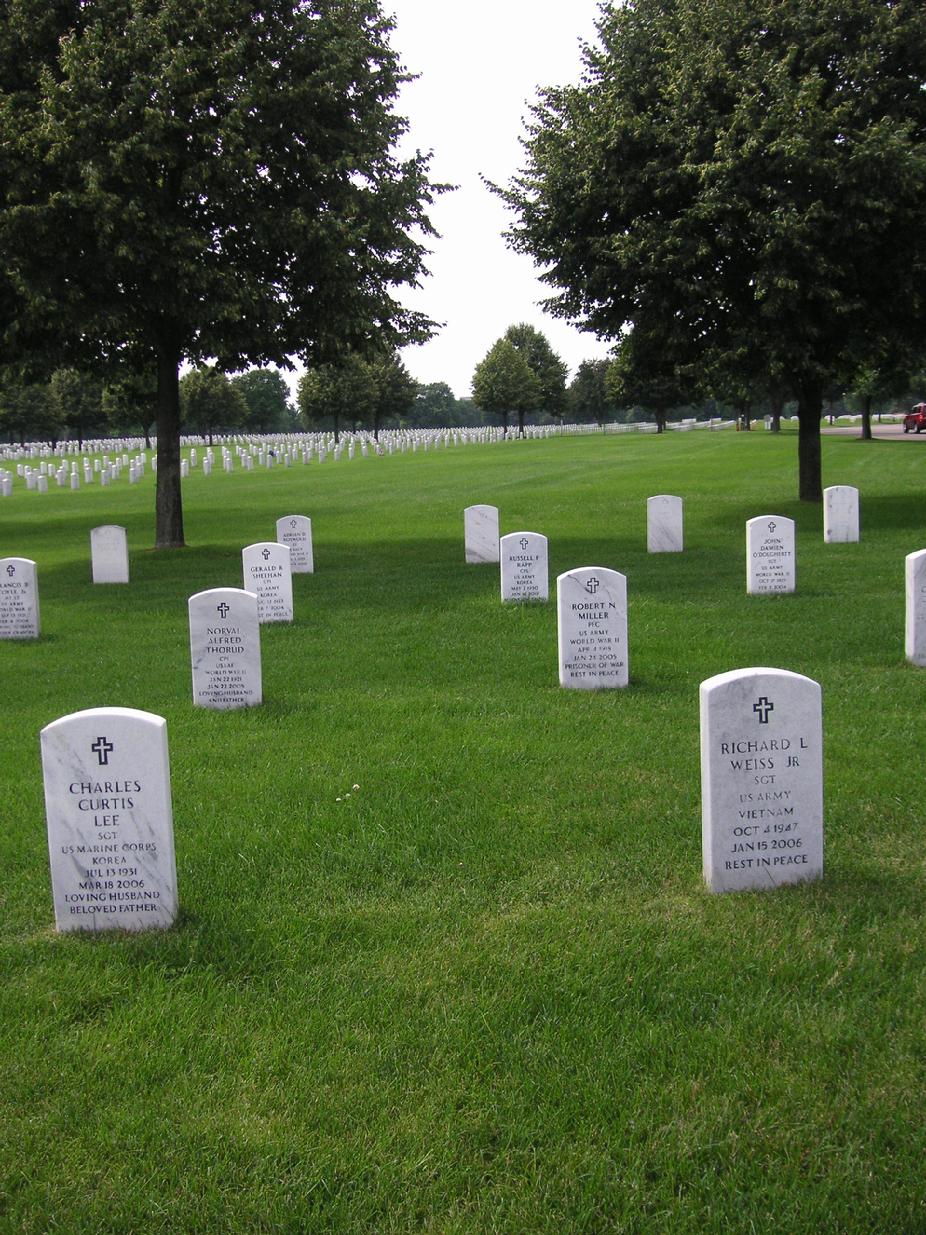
[231,370,293,434]
[0,374,61,446]
[297,353,376,442]
[471,338,540,437]
[367,353,416,439]
[179,365,247,444]
[500,0,926,500]
[49,368,105,449]
[567,359,616,426]
[0,0,440,545]
[503,323,567,421]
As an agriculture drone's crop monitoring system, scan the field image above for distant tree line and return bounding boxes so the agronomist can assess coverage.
[0,366,296,448]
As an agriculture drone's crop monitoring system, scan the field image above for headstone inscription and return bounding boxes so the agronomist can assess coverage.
[90,525,129,584]
[823,485,860,543]
[700,667,823,893]
[746,516,795,594]
[905,549,926,667]
[464,504,500,564]
[41,707,178,932]
[188,588,262,708]
[242,541,293,623]
[500,532,548,602]
[557,567,628,688]
[0,557,40,639]
[647,495,684,553]
[275,515,314,573]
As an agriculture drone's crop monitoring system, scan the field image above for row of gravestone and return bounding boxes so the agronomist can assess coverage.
[37,664,823,933]
[6,496,926,666]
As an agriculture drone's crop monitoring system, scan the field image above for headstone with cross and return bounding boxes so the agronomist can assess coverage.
[746,515,796,595]
[647,495,684,553]
[0,557,40,639]
[557,566,628,689]
[905,549,926,667]
[40,707,178,932]
[242,541,293,623]
[700,667,823,893]
[463,504,500,564]
[500,531,548,602]
[90,525,130,584]
[188,587,263,709]
[823,485,860,544]
[275,514,314,573]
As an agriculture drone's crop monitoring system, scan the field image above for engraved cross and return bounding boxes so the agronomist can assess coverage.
[585,576,600,594]
[217,603,230,618]
[91,736,114,765]
[753,697,774,724]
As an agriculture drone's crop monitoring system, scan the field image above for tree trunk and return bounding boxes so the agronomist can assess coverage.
[144,422,152,450]
[517,408,525,438]
[797,383,823,502]
[655,407,666,433]
[155,345,185,548]
[860,394,873,441]
[333,412,340,444]
[769,392,784,433]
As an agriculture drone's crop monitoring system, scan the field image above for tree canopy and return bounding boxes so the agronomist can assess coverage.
[500,0,926,499]
[568,359,617,426]
[0,0,442,543]
[471,338,540,436]
[503,323,567,420]
[231,370,294,434]
[179,366,247,444]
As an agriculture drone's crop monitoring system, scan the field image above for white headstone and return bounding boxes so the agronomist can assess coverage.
[242,541,293,623]
[90,525,129,584]
[0,557,40,638]
[464,504,500,563]
[557,567,628,688]
[275,515,314,573]
[647,495,684,553]
[746,516,795,594]
[41,707,178,932]
[189,588,262,708]
[823,485,859,543]
[700,667,823,893]
[500,532,549,602]
[905,549,926,667]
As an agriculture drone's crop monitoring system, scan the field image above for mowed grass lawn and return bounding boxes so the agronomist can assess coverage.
[2,428,925,1234]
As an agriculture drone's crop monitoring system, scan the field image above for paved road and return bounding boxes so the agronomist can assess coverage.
[821,422,924,441]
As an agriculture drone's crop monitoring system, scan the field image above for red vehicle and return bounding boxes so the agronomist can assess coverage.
[903,403,926,433]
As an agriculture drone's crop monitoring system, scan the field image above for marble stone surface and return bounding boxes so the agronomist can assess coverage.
[242,542,293,623]
[905,549,926,666]
[41,707,178,932]
[746,516,795,594]
[189,587,262,708]
[464,504,500,563]
[700,667,823,893]
[90,525,129,584]
[557,566,628,689]
[0,557,40,638]
[276,515,314,573]
[647,495,684,553]
[500,532,548,602]
[823,485,859,543]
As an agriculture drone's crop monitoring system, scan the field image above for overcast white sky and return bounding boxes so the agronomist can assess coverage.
[386,0,612,399]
